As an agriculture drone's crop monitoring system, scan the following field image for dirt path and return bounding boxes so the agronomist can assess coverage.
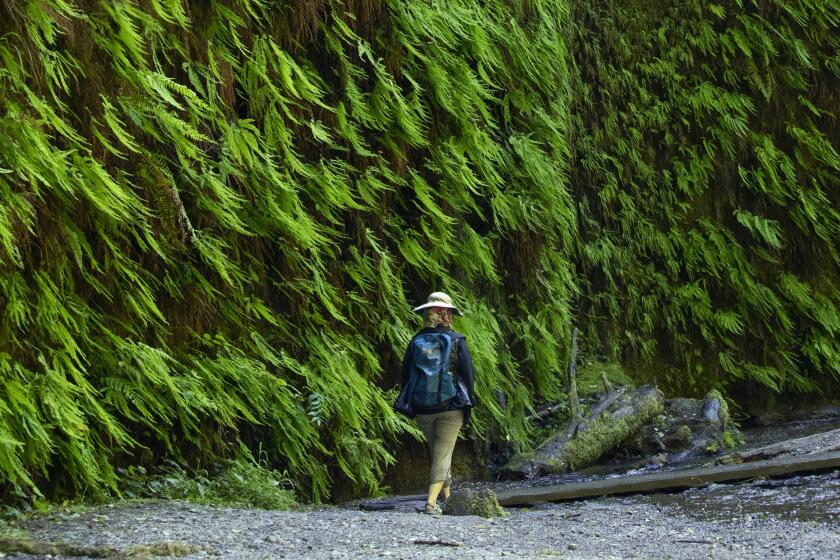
[3,473,839,560]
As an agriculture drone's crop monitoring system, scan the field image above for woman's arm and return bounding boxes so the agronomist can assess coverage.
[399,342,413,387]
[457,337,475,400]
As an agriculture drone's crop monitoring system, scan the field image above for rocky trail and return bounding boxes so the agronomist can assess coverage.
[3,466,840,560]
[4,410,840,559]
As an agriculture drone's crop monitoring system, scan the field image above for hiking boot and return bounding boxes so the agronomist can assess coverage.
[422,502,442,516]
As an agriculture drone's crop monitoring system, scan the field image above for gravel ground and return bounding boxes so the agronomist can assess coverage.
[3,485,839,560]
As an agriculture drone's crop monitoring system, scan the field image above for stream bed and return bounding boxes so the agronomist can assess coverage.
[2,419,839,559]
[465,417,840,524]
[642,417,840,523]
[642,470,840,522]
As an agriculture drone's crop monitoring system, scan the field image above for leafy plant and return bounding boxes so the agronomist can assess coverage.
[120,459,296,511]
[570,0,840,396]
[0,0,836,504]
[0,0,575,500]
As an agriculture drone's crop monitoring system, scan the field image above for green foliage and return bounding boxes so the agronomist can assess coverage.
[570,0,840,396]
[575,361,636,397]
[0,0,575,500]
[1,0,836,502]
[120,459,296,510]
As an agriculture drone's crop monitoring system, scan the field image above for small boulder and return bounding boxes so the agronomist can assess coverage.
[443,489,504,518]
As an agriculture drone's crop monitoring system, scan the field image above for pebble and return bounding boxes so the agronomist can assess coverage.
[5,486,840,560]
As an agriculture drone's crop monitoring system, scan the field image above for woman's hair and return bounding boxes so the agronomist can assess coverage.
[424,307,453,329]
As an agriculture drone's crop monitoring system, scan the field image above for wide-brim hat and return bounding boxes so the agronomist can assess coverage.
[412,291,463,316]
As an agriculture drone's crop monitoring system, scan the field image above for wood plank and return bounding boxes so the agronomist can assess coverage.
[496,450,840,506]
[736,428,840,462]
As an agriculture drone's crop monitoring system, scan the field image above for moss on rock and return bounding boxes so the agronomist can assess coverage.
[559,389,663,471]
[675,424,692,443]
[444,489,504,518]
[706,389,744,449]
[706,390,730,425]
[576,362,636,397]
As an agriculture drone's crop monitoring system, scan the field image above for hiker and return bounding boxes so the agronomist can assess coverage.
[394,292,476,515]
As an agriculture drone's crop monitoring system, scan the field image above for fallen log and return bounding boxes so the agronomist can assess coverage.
[736,428,840,462]
[359,494,426,512]
[496,450,840,506]
[498,386,663,479]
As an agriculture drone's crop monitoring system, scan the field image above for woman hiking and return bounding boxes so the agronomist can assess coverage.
[394,292,476,515]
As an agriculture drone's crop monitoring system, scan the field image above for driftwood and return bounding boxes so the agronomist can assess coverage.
[586,385,626,418]
[527,330,601,424]
[566,328,583,434]
[736,428,840,462]
[495,450,840,506]
[359,494,426,512]
[412,539,463,547]
[527,402,566,422]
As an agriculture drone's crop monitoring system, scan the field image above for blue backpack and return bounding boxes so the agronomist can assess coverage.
[409,331,456,410]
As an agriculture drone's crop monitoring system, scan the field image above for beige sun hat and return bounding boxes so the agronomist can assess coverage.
[412,291,463,316]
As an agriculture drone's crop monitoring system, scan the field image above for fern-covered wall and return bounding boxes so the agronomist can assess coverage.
[0,0,574,500]
[570,0,840,397]
[0,0,838,502]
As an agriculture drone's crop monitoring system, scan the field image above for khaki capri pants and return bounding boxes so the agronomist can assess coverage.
[416,409,464,486]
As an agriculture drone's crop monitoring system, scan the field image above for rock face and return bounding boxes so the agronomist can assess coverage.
[616,390,741,462]
[498,386,664,479]
[443,489,504,517]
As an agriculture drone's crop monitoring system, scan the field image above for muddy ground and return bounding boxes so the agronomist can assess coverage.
[3,470,839,560]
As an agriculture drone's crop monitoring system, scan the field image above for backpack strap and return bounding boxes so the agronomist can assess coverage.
[436,331,452,405]
[447,332,465,376]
